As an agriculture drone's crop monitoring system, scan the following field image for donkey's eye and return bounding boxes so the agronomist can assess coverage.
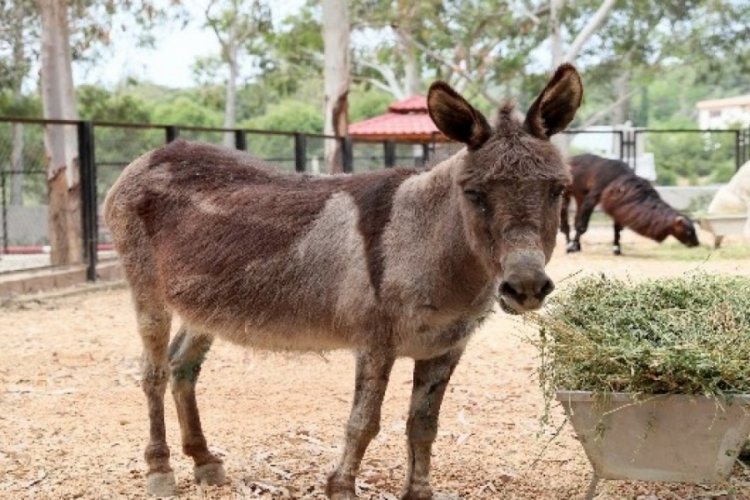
[464,189,487,210]
[550,184,565,199]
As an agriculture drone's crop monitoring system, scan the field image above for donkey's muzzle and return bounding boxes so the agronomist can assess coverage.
[498,251,554,313]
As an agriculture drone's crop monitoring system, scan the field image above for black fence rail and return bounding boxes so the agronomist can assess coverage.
[1,115,748,281]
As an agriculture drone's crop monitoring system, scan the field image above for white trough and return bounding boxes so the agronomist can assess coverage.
[697,214,748,248]
[557,391,750,484]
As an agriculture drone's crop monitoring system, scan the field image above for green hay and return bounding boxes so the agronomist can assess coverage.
[529,273,750,403]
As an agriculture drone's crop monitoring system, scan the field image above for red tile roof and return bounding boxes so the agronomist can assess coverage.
[349,95,447,142]
[387,95,428,112]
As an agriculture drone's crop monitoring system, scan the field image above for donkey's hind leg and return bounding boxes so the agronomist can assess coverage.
[327,349,395,499]
[613,222,623,255]
[402,347,464,500]
[569,193,599,253]
[560,191,572,244]
[168,327,225,486]
[133,295,176,496]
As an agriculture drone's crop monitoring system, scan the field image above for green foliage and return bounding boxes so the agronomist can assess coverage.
[243,100,323,133]
[77,85,150,122]
[349,87,392,122]
[530,274,750,398]
[151,96,223,126]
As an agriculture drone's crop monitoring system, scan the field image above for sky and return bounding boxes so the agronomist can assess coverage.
[75,0,306,89]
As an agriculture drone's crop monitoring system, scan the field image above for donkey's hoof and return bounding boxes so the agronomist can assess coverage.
[402,489,458,500]
[326,472,355,499]
[613,246,622,256]
[401,487,432,500]
[329,493,356,500]
[146,470,177,497]
[566,242,580,253]
[194,462,226,485]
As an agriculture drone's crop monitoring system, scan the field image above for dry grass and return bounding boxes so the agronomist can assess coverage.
[530,273,750,402]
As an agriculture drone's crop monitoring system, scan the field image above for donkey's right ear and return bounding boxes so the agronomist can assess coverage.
[428,81,491,150]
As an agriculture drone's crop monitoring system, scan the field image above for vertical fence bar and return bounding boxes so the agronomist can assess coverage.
[631,130,640,172]
[77,121,97,282]
[294,133,307,173]
[421,143,430,166]
[1,171,7,254]
[234,130,247,151]
[165,125,180,143]
[735,130,741,171]
[342,137,353,173]
[384,140,396,168]
[617,131,624,162]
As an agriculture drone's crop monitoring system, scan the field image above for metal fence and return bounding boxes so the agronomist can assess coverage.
[0,117,441,278]
[1,116,749,280]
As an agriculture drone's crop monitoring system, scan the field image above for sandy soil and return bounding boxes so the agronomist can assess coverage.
[2,232,750,500]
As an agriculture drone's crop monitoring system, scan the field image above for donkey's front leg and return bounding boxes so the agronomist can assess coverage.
[327,349,395,499]
[402,347,464,500]
[168,327,225,486]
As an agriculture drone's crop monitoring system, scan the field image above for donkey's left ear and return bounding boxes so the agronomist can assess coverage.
[524,64,583,139]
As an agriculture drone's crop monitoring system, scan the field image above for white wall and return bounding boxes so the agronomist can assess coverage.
[698,106,750,129]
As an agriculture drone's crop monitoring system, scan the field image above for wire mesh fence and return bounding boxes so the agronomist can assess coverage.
[0,121,82,273]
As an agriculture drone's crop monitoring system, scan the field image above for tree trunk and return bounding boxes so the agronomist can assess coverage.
[38,0,82,266]
[549,0,565,68]
[10,124,24,206]
[612,71,630,125]
[396,29,420,96]
[223,44,238,148]
[322,0,350,174]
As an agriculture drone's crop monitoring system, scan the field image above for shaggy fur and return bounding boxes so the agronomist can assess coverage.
[105,65,583,499]
[562,153,700,254]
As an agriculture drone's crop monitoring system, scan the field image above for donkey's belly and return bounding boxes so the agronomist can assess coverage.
[216,322,357,352]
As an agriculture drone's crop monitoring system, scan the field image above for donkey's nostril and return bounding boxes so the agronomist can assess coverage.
[539,278,555,299]
[499,281,523,301]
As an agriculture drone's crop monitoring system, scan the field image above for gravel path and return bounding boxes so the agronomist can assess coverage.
[2,235,750,499]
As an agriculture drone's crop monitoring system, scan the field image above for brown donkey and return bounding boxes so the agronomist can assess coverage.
[104,64,582,499]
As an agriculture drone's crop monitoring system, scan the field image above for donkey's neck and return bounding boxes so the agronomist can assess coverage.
[384,151,495,315]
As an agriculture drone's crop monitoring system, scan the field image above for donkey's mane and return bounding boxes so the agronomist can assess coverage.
[600,173,680,242]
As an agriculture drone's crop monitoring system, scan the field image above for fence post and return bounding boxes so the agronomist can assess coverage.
[421,143,430,166]
[1,171,7,254]
[77,121,97,282]
[165,125,180,143]
[234,130,247,151]
[294,133,307,173]
[384,140,396,168]
[342,137,353,173]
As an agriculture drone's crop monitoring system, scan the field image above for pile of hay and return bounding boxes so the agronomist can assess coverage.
[530,273,750,398]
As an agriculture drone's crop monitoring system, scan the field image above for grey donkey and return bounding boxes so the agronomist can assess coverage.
[104,63,583,498]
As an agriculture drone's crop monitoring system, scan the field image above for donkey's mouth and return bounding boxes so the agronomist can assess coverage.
[498,296,522,315]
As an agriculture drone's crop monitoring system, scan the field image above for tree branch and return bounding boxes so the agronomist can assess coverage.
[359,59,406,99]
[565,0,616,62]
[398,31,501,105]
[580,86,640,128]
[204,0,228,49]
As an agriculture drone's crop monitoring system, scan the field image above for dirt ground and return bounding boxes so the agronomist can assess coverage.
[2,228,750,500]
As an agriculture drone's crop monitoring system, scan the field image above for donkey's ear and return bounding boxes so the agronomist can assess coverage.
[524,63,583,139]
[428,81,491,150]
